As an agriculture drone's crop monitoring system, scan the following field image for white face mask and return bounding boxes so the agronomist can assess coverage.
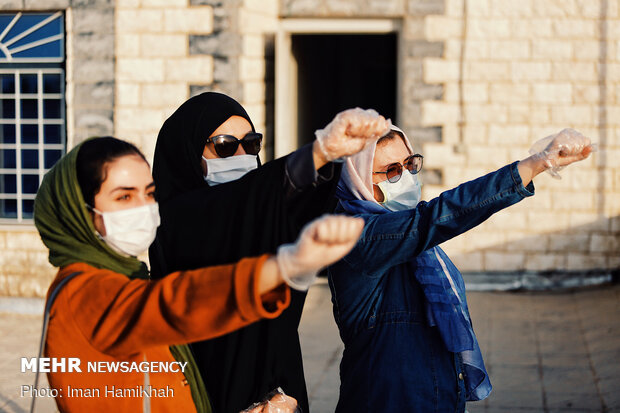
[376,172,422,211]
[90,203,161,257]
[203,154,258,186]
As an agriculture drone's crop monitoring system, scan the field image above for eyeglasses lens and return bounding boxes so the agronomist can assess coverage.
[386,163,403,183]
[213,136,239,158]
[405,155,423,174]
[241,133,263,155]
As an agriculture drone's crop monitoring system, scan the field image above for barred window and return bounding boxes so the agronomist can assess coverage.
[0,12,65,223]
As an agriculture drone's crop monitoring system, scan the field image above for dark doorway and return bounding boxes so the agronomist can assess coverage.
[292,33,398,147]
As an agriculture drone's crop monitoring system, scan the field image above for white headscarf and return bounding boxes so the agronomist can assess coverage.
[340,125,415,204]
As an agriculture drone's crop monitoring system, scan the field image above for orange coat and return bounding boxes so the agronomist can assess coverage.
[44,255,290,412]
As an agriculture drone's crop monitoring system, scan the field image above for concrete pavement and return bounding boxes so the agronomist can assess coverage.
[1,281,619,412]
[299,280,620,413]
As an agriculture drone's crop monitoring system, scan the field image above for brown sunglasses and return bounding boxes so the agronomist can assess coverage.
[373,154,424,183]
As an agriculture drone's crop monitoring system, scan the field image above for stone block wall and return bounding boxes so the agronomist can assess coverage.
[280,0,619,274]
[280,0,407,17]
[0,0,115,143]
[1,0,618,297]
[0,228,54,297]
[1,0,279,297]
[115,0,214,161]
[190,0,279,157]
[420,0,620,273]
[238,0,279,157]
[0,0,115,297]
[280,0,445,143]
[189,0,244,99]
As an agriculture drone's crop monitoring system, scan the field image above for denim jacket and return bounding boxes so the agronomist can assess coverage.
[328,162,535,412]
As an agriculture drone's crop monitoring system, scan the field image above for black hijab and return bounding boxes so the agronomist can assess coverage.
[150,92,339,413]
[153,92,255,203]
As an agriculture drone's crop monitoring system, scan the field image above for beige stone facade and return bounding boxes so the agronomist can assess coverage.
[421,0,620,273]
[114,0,215,159]
[0,0,618,297]
[0,0,116,297]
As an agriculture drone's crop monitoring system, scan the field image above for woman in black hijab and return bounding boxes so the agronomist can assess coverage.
[150,92,389,413]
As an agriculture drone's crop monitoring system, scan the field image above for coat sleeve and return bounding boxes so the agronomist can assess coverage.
[58,255,290,357]
[344,162,535,276]
[284,143,341,229]
[284,143,336,198]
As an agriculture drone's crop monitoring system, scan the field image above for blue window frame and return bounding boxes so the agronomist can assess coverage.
[0,12,65,222]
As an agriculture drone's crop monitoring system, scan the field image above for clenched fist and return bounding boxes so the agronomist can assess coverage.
[528,128,593,179]
[315,108,392,162]
[276,215,365,291]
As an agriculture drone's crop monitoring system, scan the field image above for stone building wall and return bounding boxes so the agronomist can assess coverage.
[421,0,620,274]
[1,0,618,297]
[190,0,279,157]
[0,0,279,296]
[114,0,214,161]
[238,0,279,157]
[114,0,278,161]
[280,0,619,274]
[280,0,445,146]
[189,0,244,99]
[0,0,116,143]
[0,0,116,297]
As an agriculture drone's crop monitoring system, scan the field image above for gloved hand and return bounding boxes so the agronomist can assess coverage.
[241,388,299,413]
[529,128,594,179]
[315,108,392,162]
[276,215,365,291]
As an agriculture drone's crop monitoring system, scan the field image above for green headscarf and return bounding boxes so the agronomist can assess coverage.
[34,138,212,413]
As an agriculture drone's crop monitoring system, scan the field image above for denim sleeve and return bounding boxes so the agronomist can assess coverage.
[344,161,535,276]
[284,142,335,198]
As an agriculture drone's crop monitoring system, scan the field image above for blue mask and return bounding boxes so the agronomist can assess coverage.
[376,172,422,211]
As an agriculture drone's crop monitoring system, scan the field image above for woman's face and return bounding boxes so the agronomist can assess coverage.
[371,137,411,202]
[201,115,253,172]
[92,154,155,236]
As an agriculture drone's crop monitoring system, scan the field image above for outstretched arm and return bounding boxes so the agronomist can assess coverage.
[66,216,363,356]
[342,129,594,276]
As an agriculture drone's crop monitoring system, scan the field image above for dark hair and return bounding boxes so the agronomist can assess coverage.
[377,129,406,146]
[76,137,148,206]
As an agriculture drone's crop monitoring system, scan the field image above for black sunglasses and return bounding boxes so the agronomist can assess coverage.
[206,132,263,158]
[373,154,424,183]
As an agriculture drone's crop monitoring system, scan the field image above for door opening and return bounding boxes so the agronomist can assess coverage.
[292,33,397,147]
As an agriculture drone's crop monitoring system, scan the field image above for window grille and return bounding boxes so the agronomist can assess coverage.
[0,12,65,222]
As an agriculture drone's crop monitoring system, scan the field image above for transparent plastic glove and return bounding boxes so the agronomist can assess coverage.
[315,108,392,162]
[528,128,595,179]
[276,215,365,291]
[241,388,300,413]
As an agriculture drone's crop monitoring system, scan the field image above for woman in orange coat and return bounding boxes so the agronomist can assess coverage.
[33,137,363,412]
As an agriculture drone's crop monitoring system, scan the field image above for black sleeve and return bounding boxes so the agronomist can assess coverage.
[148,230,168,279]
[284,143,335,199]
[283,144,341,230]
[149,153,340,280]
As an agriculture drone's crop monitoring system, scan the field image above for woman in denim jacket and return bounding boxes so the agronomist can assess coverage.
[328,126,592,412]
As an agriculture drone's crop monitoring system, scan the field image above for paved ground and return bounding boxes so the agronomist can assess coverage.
[1,281,619,413]
[299,280,620,413]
